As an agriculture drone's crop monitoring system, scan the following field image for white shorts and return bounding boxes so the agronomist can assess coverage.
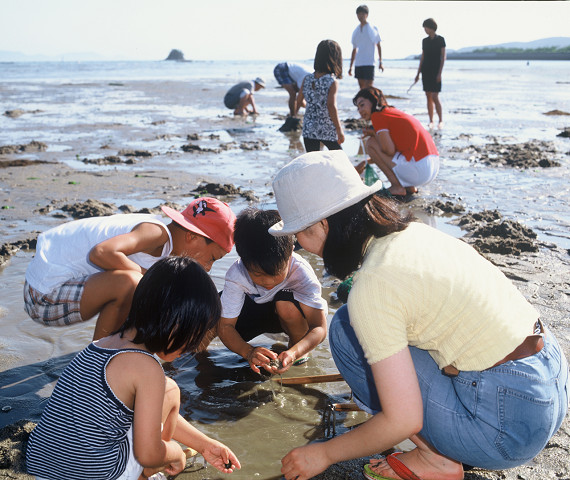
[115,426,144,480]
[392,152,439,188]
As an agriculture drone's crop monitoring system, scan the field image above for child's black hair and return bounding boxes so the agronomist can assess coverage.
[234,207,293,276]
[116,256,221,355]
[314,39,343,79]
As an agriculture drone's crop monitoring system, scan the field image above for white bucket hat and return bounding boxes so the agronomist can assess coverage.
[269,150,383,236]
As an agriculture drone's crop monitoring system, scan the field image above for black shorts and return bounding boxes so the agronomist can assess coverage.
[234,291,304,342]
[421,73,442,93]
[354,65,375,81]
[303,138,342,153]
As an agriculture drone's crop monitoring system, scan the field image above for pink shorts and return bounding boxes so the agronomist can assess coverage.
[24,278,88,326]
[392,152,439,188]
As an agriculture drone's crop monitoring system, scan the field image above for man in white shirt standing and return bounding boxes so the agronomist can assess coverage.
[348,4,384,89]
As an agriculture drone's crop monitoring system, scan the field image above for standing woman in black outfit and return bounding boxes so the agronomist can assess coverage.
[415,18,446,129]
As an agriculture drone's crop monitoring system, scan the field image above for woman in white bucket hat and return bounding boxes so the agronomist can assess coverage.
[272,150,568,480]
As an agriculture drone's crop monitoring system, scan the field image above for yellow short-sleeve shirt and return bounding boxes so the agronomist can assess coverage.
[347,222,538,371]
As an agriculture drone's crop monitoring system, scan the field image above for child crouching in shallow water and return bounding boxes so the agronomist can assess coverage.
[216,207,328,374]
[26,256,241,480]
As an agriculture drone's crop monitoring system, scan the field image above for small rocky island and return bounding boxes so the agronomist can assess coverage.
[165,49,187,61]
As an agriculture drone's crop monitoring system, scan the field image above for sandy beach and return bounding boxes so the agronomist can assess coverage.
[1,61,569,479]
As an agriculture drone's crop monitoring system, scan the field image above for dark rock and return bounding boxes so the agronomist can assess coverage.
[0,420,36,473]
[454,139,563,169]
[0,236,38,266]
[181,143,220,153]
[3,110,25,119]
[240,140,268,151]
[165,49,185,61]
[193,182,259,202]
[61,199,116,219]
[117,149,152,157]
[0,141,47,155]
[82,156,135,165]
[454,210,503,230]
[470,220,537,241]
[118,204,135,213]
[198,183,242,196]
[278,116,301,132]
[0,159,51,168]
[451,209,539,255]
[3,109,42,119]
[424,200,466,215]
[343,118,368,131]
[543,109,570,116]
[557,127,570,138]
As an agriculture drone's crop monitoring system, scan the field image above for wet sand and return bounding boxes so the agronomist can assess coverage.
[1,73,569,479]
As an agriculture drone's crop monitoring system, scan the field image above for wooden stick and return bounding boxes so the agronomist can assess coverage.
[275,373,344,385]
[331,402,361,412]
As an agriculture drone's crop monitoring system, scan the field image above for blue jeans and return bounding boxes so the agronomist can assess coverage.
[329,305,569,470]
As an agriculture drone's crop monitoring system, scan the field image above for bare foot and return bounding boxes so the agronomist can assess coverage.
[406,186,418,194]
[389,186,407,196]
[367,450,463,480]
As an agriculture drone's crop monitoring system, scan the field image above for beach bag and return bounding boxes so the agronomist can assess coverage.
[364,163,379,186]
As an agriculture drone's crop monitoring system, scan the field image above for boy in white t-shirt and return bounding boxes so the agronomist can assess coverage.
[216,207,328,374]
[24,197,235,341]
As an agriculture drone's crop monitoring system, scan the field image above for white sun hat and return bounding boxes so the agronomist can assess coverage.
[269,150,383,236]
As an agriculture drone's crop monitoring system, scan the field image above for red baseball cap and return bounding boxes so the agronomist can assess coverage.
[161,197,236,253]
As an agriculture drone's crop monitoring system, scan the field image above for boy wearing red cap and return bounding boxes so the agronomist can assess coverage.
[24,197,235,340]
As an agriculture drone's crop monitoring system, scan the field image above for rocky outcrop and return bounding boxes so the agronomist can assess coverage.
[165,49,185,61]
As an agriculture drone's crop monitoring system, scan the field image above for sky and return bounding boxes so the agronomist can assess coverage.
[1,0,569,61]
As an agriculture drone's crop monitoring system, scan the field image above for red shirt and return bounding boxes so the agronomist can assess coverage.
[371,108,438,161]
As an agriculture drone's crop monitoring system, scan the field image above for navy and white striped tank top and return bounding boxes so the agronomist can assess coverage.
[26,343,161,480]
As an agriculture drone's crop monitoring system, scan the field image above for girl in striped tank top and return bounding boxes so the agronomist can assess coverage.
[26,256,241,480]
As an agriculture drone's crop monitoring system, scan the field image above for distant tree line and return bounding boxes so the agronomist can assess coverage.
[473,46,570,54]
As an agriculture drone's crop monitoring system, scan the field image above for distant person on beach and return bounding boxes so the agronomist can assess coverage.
[415,18,446,128]
[298,39,345,152]
[26,256,241,480]
[273,62,311,131]
[23,197,235,341]
[216,207,327,374]
[348,4,384,88]
[270,151,569,480]
[354,86,439,197]
[223,77,265,115]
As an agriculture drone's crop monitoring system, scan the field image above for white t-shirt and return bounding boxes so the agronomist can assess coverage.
[286,63,312,89]
[220,252,328,318]
[26,214,172,294]
[352,23,382,66]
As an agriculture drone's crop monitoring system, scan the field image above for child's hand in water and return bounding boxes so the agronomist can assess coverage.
[271,350,298,374]
[202,441,242,473]
[247,346,277,374]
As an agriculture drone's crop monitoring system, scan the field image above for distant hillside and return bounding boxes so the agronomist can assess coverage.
[446,37,570,60]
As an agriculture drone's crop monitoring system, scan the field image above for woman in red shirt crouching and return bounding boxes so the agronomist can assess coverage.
[354,87,439,197]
